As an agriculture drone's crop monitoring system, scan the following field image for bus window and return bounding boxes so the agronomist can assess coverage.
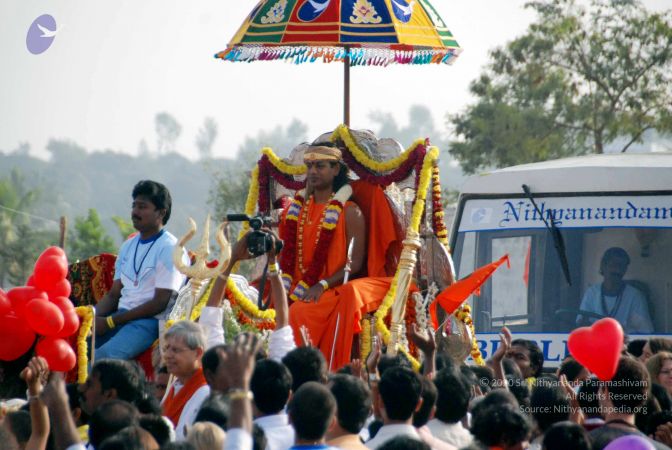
[492,236,531,327]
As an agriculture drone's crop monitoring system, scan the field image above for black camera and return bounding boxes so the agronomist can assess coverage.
[226,214,284,257]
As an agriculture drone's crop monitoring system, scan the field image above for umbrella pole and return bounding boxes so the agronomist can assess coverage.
[343,46,350,126]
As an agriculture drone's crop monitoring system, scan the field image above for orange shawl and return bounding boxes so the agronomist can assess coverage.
[162,368,207,427]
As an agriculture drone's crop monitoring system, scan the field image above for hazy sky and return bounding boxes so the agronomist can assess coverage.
[1,1,669,160]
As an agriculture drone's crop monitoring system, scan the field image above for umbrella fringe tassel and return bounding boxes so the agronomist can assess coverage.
[215,45,461,66]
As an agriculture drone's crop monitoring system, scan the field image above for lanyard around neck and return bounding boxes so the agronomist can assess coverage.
[132,230,164,285]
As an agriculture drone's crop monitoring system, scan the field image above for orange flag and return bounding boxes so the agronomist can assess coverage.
[430,254,510,330]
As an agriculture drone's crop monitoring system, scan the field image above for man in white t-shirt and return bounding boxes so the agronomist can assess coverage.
[94,180,187,360]
[577,247,653,334]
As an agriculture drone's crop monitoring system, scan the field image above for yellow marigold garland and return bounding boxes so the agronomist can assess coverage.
[238,165,260,241]
[456,304,485,366]
[373,147,439,372]
[431,166,450,248]
[331,124,425,173]
[226,277,276,323]
[360,318,371,362]
[75,306,94,384]
[262,148,306,175]
[189,279,215,322]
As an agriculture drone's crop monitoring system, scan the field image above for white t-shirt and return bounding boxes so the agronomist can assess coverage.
[114,230,187,316]
[577,283,654,333]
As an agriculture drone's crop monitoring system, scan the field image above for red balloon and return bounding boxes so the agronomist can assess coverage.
[50,296,75,313]
[568,318,624,381]
[33,255,68,290]
[38,246,68,265]
[25,299,64,336]
[0,289,11,315]
[35,337,76,372]
[7,286,48,318]
[55,308,80,338]
[46,279,72,299]
[0,313,36,361]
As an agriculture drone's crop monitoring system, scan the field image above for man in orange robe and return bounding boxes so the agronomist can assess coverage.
[282,144,400,370]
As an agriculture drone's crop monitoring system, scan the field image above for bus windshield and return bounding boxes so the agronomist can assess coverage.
[452,194,672,335]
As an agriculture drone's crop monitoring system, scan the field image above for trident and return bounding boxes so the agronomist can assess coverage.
[172,214,231,320]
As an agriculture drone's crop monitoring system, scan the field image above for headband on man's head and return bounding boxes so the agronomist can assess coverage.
[303,145,342,162]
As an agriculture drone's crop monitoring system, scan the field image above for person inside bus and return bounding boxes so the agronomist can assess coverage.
[577,247,654,334]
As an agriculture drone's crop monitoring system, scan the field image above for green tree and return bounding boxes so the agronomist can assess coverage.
[0,170,44,285]
[111,215,136,241]
[208,120,309,221]
[369,105,465,189]
[449,0,672,173]
[68,209,116,262]
[0,224,57,286]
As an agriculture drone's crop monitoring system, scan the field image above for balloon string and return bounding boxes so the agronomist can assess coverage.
[0,203,60,225]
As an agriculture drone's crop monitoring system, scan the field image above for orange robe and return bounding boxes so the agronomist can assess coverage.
[162,368,207,427]
[285,182,401,370]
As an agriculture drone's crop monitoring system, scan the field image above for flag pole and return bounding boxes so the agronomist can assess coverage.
[343,45,350,126]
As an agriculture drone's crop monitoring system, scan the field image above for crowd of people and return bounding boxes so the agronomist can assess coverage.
[3,313,672,450]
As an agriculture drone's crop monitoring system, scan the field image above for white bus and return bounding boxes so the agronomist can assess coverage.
[450,153,672,367]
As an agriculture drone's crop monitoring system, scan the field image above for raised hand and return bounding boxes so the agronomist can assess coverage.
[20,356,49,396]
[492,326,512,363]
[410,323,436,357]
[366,332,382,376]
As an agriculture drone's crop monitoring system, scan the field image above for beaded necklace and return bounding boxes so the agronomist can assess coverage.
[297,193,334,274]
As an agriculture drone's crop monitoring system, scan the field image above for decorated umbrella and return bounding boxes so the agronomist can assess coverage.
[216,0,461,124]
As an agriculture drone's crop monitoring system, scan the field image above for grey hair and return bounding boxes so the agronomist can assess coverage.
[164,320,206,350]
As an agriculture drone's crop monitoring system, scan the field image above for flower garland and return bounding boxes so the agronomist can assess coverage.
[262,148,306,175]
[279,193,304,290]
[332,124,425,173]
[340,142,426,188]
[455,304,485,366]
[279,185,352,301]
[225,288,275,331]
[360,318,371,362]
[238,165,260,241]
[75,306,94,384]
[189,279,215,322]
[257,155,305,214]
[226,276,276,322]
[404,294,418,358]
[373,149,439,372]
[431,165,449,248]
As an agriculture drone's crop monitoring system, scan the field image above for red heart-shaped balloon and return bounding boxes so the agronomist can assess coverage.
[568,318,624,381]
[50,296,75,314]
[54,308,80,338]
[0,313,36,361]
[37,246,68,266]
[0,289,11,315]
[35,337,76,372]
[25,299,65,336]
[33,255,68,291]
[46,279,72,300]
[7,286,48,318]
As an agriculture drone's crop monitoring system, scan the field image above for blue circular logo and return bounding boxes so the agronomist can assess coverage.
[26,14,58,55]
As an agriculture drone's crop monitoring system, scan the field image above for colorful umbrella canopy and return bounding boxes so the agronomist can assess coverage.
[216,0,461,66]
